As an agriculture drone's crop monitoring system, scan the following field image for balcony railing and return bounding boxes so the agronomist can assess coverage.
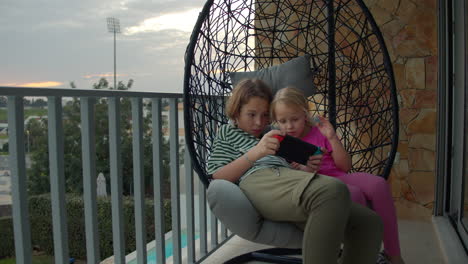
[0,87,229,264]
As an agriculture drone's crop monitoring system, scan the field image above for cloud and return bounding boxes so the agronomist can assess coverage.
[124,8,200,35]
[83,73,129,79]
[37,20,85,30]
[124,0,204,15]
[1,81,64,88]
[0,0,206,93]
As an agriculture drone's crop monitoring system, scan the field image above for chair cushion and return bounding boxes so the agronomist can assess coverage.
[228,54,316,96]
[207,179,303,248]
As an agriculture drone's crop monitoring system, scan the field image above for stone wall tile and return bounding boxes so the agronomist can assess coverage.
[408,148,435,171]
[392,26,413,50]
[424,202,434,210]
[395,57,405,64]
[407,109,436,134]
[376,0,399,14]
[383,36,397,62]
[408,171,435,205]
[393,26,432,57]
[381,19,406,37]
[399,159,410,178]
[406,58,426,89]
[413,90,436,108]
[395,199,433,220]
[401,180,417,202]
[399,125,408,141]
[409,11,437,55]
[393,63,406,90]
[396,0,418,24]
[400,108,419,125]
[389,174,403,197]
[398,141,409,159]
[399,89,416,108]
[363,0,379,8]
[411,0,437,12]
[369,5,393,25]
[425,56,438,90]
[392,159,410,180]
[409,134,436,151]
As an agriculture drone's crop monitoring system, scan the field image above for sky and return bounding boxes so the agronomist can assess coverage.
[0,0,207,93]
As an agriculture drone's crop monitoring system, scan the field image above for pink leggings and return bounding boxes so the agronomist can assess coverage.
[334,172,400,257]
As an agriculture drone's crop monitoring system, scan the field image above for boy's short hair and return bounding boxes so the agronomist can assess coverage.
[226,79,273,120]
[271,87,310,122]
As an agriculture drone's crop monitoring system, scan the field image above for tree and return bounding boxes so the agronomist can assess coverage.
[0,97,6,107]
[26,118,50,194]
[23,98,31,107]
[30,98,47,108]
[27,78,173,196]
[92,78,110,90]
[92,77,132,90]
[1,142,8,152]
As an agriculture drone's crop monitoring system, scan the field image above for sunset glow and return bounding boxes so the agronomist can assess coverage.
[1,81,63,88]
[83,73,127,79]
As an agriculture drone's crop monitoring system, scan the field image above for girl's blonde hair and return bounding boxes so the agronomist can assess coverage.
[271,87,311,125]
[226,79,273,120]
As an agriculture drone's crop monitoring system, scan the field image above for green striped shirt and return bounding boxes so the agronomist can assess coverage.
[207,124,291,181]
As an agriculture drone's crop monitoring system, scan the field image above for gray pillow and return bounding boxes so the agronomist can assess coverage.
[229,54,316,96]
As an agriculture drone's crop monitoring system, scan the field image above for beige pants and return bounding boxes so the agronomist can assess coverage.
[240,167,383,264]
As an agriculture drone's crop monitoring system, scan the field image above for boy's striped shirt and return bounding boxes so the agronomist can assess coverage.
[207,124,290,181]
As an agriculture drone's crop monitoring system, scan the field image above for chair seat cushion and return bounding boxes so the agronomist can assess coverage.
[207,179,303,248]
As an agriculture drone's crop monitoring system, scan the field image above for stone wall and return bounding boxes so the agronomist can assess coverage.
[363,0,437,219]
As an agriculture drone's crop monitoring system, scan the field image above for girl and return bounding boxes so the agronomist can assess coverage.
[207,79,383,264]
[271,87,406,264]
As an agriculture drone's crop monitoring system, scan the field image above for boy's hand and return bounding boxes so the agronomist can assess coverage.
[252,130,284,159]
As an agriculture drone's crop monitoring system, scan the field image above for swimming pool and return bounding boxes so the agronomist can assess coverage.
[125,194,208,263]
[127,230,200,264]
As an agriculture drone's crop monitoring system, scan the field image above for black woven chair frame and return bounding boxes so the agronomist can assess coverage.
[183,0,398,263]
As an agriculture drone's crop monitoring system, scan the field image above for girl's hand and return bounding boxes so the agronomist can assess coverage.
[291,147,328,173]
[304,148,327,172]
[315,116,337,140]
[305,154,322,172]
[250,130,284,159]
[291,161,315,173]
[290,162,302,170]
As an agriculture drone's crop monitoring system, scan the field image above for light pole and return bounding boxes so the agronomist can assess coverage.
[107,17,121,90]
[26,130,30,153]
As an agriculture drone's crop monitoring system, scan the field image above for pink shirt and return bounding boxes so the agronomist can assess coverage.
[301,126,346,177]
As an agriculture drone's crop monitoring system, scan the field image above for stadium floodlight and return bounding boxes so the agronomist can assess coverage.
[106,17,121,90]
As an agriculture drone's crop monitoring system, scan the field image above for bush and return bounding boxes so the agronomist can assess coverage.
[25,194,172,260]
[1,142,8,153]
[0,217,14,258]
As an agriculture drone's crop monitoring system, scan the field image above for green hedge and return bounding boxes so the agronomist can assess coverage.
[0,217,14,258]
[0,194,172,260]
